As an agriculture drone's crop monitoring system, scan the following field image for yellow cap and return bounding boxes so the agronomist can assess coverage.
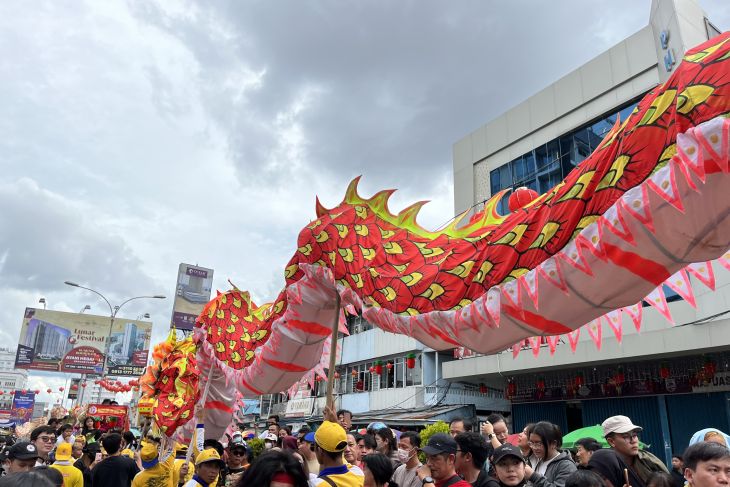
[195,448,225,467]
[140,443,159,468]
[315,420,347,452]
[121,448,135,460]
[55,442,73,461]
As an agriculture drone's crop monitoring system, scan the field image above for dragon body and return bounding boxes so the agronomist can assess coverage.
[143,33,730,438]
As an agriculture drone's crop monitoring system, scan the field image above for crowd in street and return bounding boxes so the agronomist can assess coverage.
[0,406,728,487]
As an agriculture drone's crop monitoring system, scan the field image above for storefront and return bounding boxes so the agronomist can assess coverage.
[509,353,730,462]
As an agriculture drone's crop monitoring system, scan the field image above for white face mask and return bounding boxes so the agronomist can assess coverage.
[396,448,412,463]
[264,442,274,450]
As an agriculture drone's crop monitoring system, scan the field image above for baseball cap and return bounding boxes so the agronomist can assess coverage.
[141,443,159,469]
[195,448,225,468]
[230,434,247,448]
[492,443,526,464]
[602,416,643,437]
[303,432,315,443]
[9,441,39,461]
[421,433,458,456]
[264,432,279,442]
[315,421,348,453]
[55,442,73,462]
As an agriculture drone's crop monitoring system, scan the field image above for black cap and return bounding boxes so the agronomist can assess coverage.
[421,433,458,456]
[492,443,526,464]
[8,441,39,461]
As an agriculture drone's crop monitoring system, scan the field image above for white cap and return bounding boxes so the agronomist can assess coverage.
[602,415,643,437]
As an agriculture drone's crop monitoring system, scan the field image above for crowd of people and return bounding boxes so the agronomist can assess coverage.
[0,407,728,487]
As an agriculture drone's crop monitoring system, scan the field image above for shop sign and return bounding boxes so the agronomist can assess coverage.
[285,397,314,418]
[692,371,730,393]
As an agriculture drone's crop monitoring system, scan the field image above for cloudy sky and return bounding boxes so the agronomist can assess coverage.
[2,0,729,402]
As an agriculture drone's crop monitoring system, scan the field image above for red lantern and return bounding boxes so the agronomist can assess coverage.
[334,372,340,379]
[660,363,670,379]
[374,362,383,375]
[406,354,416,369]
[20,389,27,395]
[59,387,64,392]
[479,383,488,394]
[46,388,52,393]
[35,390,40,395]
[386,362,393,371]
[536,378,545,391]
[0,391,4,396]
[506,380,517,399]
[351,370,358,378]
[508,187,539,212]
[81,382,87,388]
[704,359,717,377]
[369,366,375,374]
[614,367,625,385]
[575,372,584,387]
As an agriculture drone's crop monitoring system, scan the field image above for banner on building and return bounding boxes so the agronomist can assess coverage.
[15,308,152,376]
[170,263,214,331]
[11,391,35,424]
[86,404,129,432]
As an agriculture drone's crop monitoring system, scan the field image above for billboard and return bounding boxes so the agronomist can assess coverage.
[11,391,35,424]
[15,308,152,376]
[171,263,214,331]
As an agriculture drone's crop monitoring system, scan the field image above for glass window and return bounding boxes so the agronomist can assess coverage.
[511,156,525,182]
[406,354,422,386]
[535,144,550,169]
[490,168,501,195]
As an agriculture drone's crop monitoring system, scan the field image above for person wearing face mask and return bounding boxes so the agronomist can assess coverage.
[391,432,422,487]
[264,432,279,451]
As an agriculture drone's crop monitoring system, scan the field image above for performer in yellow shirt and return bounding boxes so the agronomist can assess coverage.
[51,442,84,487]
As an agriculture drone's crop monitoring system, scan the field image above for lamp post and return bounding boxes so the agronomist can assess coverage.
[80,305,91,314]
[64,281,165,378]
[38,298,46,310]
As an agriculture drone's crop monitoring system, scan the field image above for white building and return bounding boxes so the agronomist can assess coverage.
[0,347,28,411]
[450,0,726,464]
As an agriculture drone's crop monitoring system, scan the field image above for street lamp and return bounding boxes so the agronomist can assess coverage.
[80,305,91,313]
[64,281,165,377]
[136,313,151,320]
[38,298,46,310]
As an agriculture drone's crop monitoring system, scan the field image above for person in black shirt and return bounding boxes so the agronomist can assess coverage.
[73,442,100,487]
[91,433,139,487]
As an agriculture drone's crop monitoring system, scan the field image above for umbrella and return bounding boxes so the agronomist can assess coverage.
[505,433,521,446]
[562,425,647,449]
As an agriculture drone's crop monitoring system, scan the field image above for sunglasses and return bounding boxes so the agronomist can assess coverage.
[231,450,246,456]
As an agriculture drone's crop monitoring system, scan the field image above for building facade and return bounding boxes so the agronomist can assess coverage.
[450,0,726,464]
[0,347,28,412]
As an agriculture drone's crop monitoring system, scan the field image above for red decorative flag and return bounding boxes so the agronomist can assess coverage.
[538,259,568,293]
[645,286,674,324]
[587,319,603,350]
[546,335,560,355]
[647,161,685,212]
[664,269,696,308]
[620,185,655,234]
[686,261,716,290]
[567,329,581,352]
[520,270,539,309]
[604,309,623,343]
[622,303,643,332]
[558,240,593,275]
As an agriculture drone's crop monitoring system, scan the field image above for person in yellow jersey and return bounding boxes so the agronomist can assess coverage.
[173,445,193,487]
[184,449,225,487]
[51,442,84,487]
[312,405,364,487]
[131,441,177,487]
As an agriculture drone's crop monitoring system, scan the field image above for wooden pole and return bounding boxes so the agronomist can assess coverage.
[325,292,342,411]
